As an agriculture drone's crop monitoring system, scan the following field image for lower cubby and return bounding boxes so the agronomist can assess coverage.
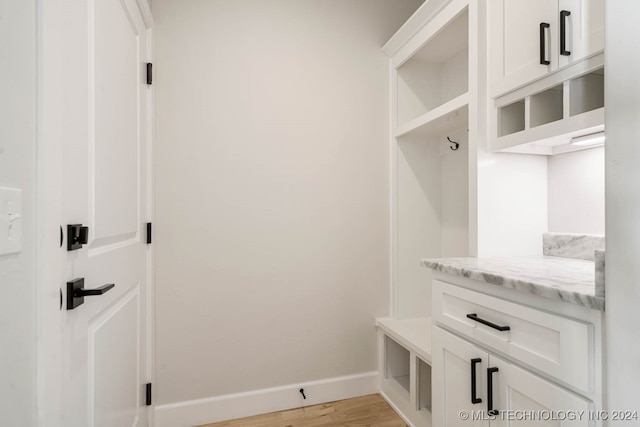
[376,317,432,427]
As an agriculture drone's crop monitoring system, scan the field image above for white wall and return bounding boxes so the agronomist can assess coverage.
[476,148,548,257]
[547,147,605,235]
[0,1,37,425]
[605,1,640,419]
[153,0,422,407]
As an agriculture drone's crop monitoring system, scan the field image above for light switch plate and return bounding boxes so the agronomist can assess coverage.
[0,187,22,256]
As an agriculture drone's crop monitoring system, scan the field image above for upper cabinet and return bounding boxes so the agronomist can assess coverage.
[487,0,605,154]
[489,0,604,98]
[557,0,605,68]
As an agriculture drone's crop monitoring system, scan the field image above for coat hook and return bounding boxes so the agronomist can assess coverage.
[448,136,460,151]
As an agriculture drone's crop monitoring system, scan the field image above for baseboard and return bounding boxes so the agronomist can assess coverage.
[154,371,380,427]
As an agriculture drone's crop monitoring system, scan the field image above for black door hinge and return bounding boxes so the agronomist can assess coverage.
[146,63,153,85]
[146,383,152,406]
[146,222,152,244]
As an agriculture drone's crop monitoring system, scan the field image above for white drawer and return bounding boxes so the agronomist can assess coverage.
[432,279,594,393]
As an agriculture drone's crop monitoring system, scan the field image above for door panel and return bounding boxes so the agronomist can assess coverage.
[90,287,140,427]
[92,0,142,245]
[432,327,489,427]
[558,0,604,68]
[491,355,592,426]
[489,0,557,97]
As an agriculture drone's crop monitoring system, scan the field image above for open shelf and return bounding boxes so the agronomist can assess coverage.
[376,317,432,363]
[498,100,525,137]
[530,85,563,128]
[397,8,468,127]
[395,92,469,139]
[570,68,604,117]
[377,319,433,427]
[385,336,411,399]
[395,125,469,318]
[492,61,606,155]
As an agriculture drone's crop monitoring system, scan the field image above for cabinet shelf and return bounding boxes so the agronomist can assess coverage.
[491,61,605,155]
[395,93,469,139]
[377,318,433,427]
[396,5,469,127]
[387,375,411,396]
[376,317,432,363]
[496,107,604,155]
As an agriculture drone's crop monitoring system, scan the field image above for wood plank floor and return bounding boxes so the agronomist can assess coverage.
[196,394,407,427]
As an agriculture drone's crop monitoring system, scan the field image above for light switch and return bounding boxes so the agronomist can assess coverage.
[0,187,22,255]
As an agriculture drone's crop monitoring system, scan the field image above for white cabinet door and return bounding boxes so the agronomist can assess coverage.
[490,355,592,426]
[432,327,489,427]
[489,0,558,97]
[558,0,604,68]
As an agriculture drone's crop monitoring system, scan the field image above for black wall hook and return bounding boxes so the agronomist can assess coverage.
[448,136,460,151]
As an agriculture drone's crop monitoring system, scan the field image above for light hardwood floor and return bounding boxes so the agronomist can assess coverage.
[196,394,407,427]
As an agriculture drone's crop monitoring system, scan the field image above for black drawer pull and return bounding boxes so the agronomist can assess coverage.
[471,358,482,404]
[540,22,551,65]
[466,313,510,331]
[487,367,499,416]
[560,10,571,56]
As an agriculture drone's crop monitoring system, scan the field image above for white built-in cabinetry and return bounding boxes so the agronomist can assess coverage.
[488,0,605,154]
[431,277,603,426]
[489,0,604,98]
[376,0,477,424]
[377,0,606,424]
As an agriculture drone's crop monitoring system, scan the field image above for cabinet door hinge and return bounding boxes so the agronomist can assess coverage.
[146,63,153,85]
[146,383,152,406]
[146,222,152,244]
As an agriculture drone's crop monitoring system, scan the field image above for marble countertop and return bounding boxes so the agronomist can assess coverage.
[421,256,604,311]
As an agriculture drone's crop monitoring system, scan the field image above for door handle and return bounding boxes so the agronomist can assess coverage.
[539,22,551,65]
[471,358,482,404]
[466,313,511,331]
[66,278,115,310]
[487,367,499,416]
[560,10,571,56]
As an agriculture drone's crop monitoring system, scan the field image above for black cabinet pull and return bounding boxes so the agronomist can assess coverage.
[487,367,499,416]
[560,10,571,56]
[540,22,551,65]
[466,313,511,331]
[471,358,482,404]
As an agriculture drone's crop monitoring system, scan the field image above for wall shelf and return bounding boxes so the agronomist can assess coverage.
[396,5,469,128]
[395,93,469,139]
[491,58,605,155]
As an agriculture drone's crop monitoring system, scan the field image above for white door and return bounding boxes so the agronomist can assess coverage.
[43,1,153,426]
[558,0,604,68]
[432,327,489,427]
[489,0,558,97]
[490,355,592,426]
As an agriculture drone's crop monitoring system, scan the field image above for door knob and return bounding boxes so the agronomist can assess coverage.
[66,278,115,310]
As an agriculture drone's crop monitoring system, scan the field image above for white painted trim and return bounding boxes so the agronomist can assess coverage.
[154,372,379,427]
[135,0,154,29]
[382,0,451,58]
